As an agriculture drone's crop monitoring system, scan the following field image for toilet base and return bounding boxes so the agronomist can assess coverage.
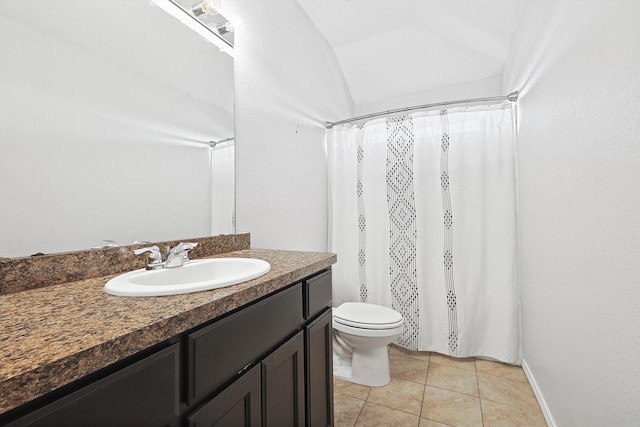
[333,345,391,387]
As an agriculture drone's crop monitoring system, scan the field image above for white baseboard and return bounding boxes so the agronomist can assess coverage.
[522,358,557,427]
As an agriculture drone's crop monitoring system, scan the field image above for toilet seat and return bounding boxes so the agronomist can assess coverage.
[333,302,403,330]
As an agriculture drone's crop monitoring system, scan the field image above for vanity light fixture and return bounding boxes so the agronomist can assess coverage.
[149,0,233,57]
[216,21,233,35]
[191,0,221,17]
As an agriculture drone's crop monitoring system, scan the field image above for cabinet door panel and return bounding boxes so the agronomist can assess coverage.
[262,331,305,427]
[187,364,262,427]
[188,284,303,403]
[11,344,180,427]
[305,309,334,427]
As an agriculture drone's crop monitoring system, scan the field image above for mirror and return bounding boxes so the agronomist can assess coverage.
[0,0,235,258]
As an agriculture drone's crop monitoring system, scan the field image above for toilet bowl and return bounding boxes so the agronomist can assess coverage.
[332,302,404,387]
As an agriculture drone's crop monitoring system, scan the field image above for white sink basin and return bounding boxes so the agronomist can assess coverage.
[104,258,271,297]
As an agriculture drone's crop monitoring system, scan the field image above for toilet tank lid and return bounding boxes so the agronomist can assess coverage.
[334,302,403,325]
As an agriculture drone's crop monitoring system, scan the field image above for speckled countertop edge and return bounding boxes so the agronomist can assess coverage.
[0,249,336,414]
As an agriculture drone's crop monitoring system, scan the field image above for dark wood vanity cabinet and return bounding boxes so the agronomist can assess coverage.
[8,344,181,427]
[3,269,333,427]
[187,269,333,427]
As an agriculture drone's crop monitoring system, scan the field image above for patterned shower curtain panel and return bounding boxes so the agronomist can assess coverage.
[327,104,520,364]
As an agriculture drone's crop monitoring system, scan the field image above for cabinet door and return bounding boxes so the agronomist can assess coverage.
[10,343,180,427]
[187,364,262,427]
[262,331,305,427]
[305,308,334,427]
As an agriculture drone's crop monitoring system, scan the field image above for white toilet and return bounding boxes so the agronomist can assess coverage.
[332,302,404,387]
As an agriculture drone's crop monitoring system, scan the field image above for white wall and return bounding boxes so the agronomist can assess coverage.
[355,75,502,116]
[502,1,640,425]
[226,0,353,251]
[0,1,234,257]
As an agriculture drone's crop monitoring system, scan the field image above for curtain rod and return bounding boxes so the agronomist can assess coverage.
[209,137,234,148]
[325,91,518,129]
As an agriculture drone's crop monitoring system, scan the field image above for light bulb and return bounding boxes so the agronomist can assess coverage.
[216,21,233,35]
[191,0,221,16]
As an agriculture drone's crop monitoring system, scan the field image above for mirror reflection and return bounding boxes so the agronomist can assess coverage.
[0,0,235,258]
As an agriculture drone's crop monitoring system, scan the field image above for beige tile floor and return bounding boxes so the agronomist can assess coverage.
[334,346,547,427]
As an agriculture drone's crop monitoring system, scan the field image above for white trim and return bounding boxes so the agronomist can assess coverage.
[522,358,556,427]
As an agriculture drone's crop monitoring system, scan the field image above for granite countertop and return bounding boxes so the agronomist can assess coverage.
[0,248,336,414]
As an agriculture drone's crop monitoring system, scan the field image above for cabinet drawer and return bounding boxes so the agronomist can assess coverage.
[188,283,303,403]
[10,343,180,427]
[304,270,332,320]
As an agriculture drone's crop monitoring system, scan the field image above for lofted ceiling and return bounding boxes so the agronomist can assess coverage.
[296,0,525,105]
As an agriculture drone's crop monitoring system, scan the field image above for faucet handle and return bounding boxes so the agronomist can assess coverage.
[91,240,121,249]
[164,242,198,268]
[133,245,164,268]
[169,242,198,255]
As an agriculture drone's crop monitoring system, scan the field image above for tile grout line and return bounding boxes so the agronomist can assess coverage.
[363,400,425,421]
[478,395,544,410]
[476,369,530,383]
[357,383,373,426]
[352,395,367,427]
[419,351,431,423]
[475,368,546,414]
[474,358,486,427]
[385,348,432,423]
[417,373,426,422]
[421,382,481,399]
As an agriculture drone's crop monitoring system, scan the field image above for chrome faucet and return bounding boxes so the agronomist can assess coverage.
[133,245,165,270]
[134,242,198,270]
[165,242,198,268]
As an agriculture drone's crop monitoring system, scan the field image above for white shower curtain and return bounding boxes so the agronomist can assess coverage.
[328,103,520,364]
[211,143,235,235]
